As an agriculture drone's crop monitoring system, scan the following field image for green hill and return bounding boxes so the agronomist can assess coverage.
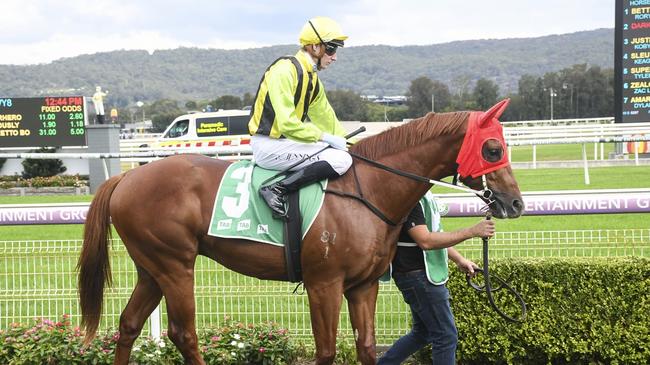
[0,28,613,106]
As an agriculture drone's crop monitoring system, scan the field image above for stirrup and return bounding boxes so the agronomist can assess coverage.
[259,185,288,218]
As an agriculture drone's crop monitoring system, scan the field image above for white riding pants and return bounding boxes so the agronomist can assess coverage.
[251,135,352,175]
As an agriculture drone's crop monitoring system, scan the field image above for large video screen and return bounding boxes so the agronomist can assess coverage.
[0,96,87,147]
[615,0,650,123]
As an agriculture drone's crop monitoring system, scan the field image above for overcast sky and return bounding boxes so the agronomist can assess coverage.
[1,0,614,65]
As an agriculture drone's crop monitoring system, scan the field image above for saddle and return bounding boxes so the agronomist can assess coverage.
[208,161,327,282]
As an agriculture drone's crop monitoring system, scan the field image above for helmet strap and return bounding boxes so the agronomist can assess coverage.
[305,45,325,70]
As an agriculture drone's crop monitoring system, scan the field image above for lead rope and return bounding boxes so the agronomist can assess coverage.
[467,211,527,322]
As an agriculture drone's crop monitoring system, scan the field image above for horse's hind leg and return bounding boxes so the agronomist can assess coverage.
[158,267,205,365]
[345,281,379,365]
[114,267,162,365]
[307,281,344,365]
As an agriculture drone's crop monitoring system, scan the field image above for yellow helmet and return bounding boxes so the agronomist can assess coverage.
[299,17,348,46]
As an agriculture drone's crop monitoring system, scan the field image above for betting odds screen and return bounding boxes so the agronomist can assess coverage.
[615,0,650,123]
[0,96,87,148]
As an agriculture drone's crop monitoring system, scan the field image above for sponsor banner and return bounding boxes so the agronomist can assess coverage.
[0,204,88,225]
[436,190,650,217]
[1,190,649,225]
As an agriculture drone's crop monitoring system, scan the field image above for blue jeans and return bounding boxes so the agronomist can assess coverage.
[378,270,458,365]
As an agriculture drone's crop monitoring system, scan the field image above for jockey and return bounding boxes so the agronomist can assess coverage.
[248,16,352,218]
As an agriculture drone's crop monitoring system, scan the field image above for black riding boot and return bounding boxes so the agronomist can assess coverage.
[260,161,339,218]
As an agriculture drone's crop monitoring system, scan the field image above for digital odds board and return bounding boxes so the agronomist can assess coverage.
[0,96,87,148]
[616,0,650,123]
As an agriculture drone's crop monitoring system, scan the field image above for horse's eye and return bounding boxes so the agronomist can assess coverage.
[482,140,503,162]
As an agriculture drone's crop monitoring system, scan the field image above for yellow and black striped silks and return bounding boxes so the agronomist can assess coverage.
[248,50,346,142]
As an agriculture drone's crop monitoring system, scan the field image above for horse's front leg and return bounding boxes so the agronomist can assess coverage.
[306,280,344,365]
[345,281,379,365]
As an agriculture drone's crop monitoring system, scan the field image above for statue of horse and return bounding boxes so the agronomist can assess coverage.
[78,100,523,365]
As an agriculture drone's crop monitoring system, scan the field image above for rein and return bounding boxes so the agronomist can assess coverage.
[348,151,495,201]
[324,162,402,225]
[324,151,495,226]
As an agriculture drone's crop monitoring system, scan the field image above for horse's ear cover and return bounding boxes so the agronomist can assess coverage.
[479,98,510,126]
[456,99,511,178]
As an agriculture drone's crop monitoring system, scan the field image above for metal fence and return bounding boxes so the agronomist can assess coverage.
[2,228,648,343]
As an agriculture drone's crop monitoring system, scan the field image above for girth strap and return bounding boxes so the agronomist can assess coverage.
[284,191,303,282]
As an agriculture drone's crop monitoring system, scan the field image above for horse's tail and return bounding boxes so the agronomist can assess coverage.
[77,173,124,345]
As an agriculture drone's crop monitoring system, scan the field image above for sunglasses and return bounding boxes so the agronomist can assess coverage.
[308,20,340,56]
[323,43,339,56]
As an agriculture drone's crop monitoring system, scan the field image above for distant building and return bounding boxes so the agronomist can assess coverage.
[120,120,153,139]
[362,95,407,106]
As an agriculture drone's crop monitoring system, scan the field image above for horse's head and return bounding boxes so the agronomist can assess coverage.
[457,99,524,219]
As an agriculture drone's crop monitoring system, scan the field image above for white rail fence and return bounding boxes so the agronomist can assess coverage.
[502,121,650,183]
[2,123,650,184]
[1,229,648,342]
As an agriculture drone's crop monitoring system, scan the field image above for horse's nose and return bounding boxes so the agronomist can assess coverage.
[511,198,524,216]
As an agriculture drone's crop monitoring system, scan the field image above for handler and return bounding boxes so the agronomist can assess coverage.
[248,16,352,218]
[378,192,495,365]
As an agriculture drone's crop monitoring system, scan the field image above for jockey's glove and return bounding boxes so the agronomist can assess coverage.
[321,133,348,151]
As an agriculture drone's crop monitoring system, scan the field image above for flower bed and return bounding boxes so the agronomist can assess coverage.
[0,316,301,365]
[0,175,89,195]
[0,175,88,189]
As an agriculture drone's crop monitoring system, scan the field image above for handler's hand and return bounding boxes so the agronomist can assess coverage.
[456,258,478,276]
[471,219,495,238]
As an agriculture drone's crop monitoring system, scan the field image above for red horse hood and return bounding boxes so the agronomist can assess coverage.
[456,99,510,178]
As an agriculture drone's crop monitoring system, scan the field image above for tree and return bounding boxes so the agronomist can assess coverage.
[517,75,546,120]
[147,99,183,132]
[213,95,243,110]
[366,103,410,122]
[406,77,453,118]
[473,78,499,110]
[406,76,435,118]
[242,92,255,108]
[151,113,181,133]
[428,80,452,113]
[501,93,525,121]
[21,148,66,179]
[583,65,614,118]
[514,64,614,120]
[450,74,473,110]
[185,100,198,111]
[326,89,369,122]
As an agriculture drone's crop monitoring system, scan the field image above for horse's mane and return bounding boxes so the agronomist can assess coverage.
[350,111,470,160]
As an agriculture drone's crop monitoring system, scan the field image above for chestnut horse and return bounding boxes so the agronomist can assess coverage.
[78,100,523,365]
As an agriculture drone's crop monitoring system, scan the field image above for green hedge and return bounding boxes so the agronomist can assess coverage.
[435,257,650,365]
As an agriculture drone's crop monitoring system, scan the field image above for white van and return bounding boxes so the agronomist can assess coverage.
[155,109,251,148]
